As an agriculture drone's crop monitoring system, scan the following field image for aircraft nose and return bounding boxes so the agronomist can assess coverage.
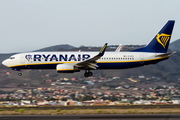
[2,59,9,66]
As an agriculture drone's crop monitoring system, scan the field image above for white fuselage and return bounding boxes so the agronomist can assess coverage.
[2,51,168,70]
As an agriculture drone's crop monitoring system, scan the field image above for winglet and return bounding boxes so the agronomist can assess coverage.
[98,43,108,56]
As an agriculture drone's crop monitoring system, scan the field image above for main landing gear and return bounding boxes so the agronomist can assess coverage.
[84,70,93,77]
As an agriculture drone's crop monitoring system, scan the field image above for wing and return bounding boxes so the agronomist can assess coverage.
[74,43,108,70]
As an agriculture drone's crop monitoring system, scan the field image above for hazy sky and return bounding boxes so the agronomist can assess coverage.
[0,0,180,53]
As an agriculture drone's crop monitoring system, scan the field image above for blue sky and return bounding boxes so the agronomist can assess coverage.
[0,0,180,53]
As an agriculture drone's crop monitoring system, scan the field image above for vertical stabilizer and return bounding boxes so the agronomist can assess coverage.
[132,20,175,53]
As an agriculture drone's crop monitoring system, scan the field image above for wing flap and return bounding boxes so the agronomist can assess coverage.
[74,43,107,69]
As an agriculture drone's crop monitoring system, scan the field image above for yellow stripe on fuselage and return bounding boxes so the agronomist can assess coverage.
[57,69,74,71]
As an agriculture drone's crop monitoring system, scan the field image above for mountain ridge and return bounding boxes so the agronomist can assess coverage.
[169,39,180,51]
[34,44,76,52]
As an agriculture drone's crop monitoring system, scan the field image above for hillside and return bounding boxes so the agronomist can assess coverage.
[169,39,180,51]
[34,44,76,52]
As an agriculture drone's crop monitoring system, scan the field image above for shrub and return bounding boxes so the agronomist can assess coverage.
[73,108,79,110]
[56,108,61,112]
[15,109,25,113]
[95,109,102,113]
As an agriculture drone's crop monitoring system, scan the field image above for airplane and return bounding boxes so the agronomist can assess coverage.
[2,20,175,77]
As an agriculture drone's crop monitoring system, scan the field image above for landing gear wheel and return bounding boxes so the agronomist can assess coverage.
[84,71,93,77]
[84,72,89,77]
[88,72,93,77]
[18,73,22,76]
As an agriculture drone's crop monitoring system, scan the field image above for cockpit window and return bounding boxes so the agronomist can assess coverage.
[9,57,15,59]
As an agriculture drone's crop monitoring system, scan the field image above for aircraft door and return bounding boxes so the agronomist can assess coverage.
[140,54,144,64]
[20,55,25,63]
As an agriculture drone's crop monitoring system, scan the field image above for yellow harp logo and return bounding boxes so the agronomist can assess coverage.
[156,33,171,48]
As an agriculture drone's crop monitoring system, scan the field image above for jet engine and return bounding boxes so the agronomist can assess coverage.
[56,64,80,73]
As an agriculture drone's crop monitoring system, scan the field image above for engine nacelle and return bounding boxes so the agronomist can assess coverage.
[56,64,80,73]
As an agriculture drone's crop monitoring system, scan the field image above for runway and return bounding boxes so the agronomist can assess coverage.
[1,114,180,120]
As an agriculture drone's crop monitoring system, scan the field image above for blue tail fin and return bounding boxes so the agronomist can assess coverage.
[132,20,175,53]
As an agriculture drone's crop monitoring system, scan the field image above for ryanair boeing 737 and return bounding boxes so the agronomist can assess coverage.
[2,20,175,77]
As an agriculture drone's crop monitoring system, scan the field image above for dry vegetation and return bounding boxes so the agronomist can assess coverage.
[0,108,180,115]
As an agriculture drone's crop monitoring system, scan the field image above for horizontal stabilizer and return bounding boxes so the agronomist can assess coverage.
[155,51,176,57]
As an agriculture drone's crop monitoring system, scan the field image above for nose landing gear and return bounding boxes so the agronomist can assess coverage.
[18,73,22,76]
[12,68,22,76]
